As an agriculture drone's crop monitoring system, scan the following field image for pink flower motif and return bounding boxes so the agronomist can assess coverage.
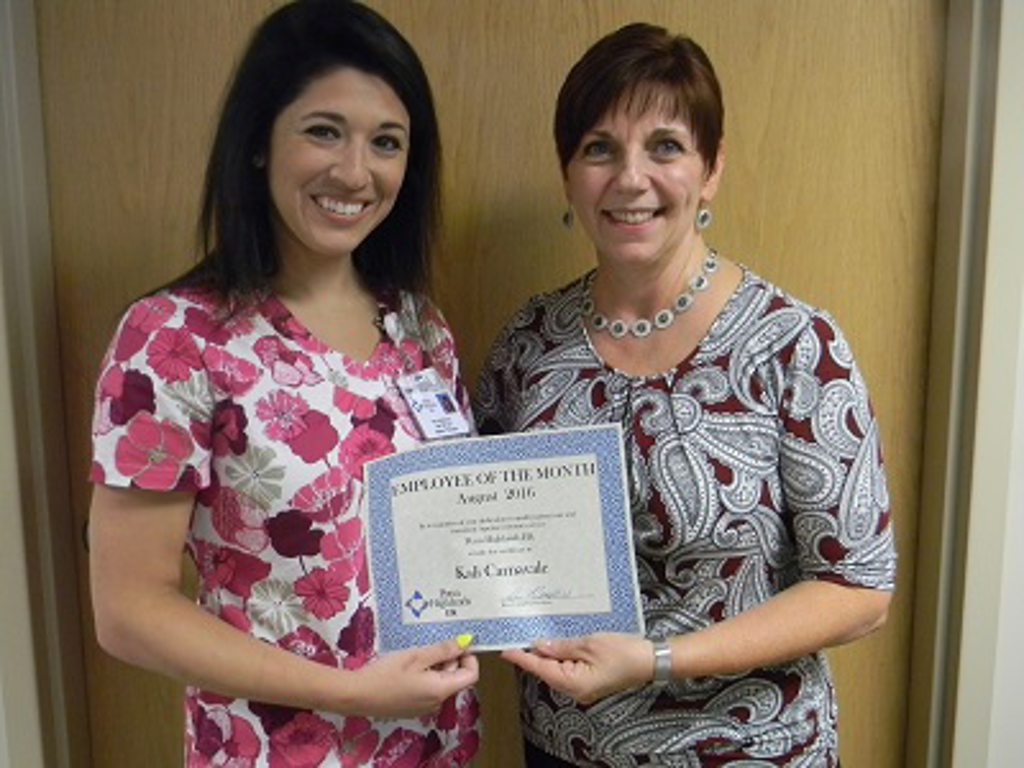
[254,337,323,387]
[339,423,394,480]
[268,712,336,768]
[256,390,309,441]
[204,347,261,396]
[266,510,323,558]
[337,602,374,670]
[93,364,129,435]
[114,411,193,490]
[356,560,370,595]
[98,363,125,399]
[195,541,272,599]
[334,387,377,420]
[278,625,337,668]
[434,696,459,731]
[320,517,364,583]
[188,703,261,768]
[431,692,479,734]
[109,369,157,427]
[272,357,322,388]
[184,306,232,345]
[286,410,339,464]
[420,731,480,768]
[146,326,202,383]
[338,717,379,767]
[211,487,268,553]
[115,296,176,361]
[372,728,429,768]
[294,567,349,620]
[291,467,354,523]
[130,295,177,332]
[210,401,249,457]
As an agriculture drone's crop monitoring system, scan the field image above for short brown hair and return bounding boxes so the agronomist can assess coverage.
[554,23,723,174]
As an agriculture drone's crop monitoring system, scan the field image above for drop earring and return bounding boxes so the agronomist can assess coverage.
[696,206,713,230]
[562,206,574,229]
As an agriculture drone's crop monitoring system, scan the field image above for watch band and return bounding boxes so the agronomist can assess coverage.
[652,639,673,686]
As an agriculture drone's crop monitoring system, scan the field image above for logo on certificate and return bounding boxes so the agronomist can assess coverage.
[405,590,429,619]
[403,588,473,621]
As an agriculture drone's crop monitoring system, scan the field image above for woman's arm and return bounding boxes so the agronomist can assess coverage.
[502,579,890,705]
[90,484,477,717]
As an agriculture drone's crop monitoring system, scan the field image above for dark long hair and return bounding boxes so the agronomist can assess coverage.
[174,0,440,303]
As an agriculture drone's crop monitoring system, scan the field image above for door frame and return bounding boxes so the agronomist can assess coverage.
[904,0,1024,765]
[0,0,89,765]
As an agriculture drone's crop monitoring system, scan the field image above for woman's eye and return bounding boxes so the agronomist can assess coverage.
[653,138,685,157]
[581,140,612,159]
[372,134,404,153]
[305,124,340,140]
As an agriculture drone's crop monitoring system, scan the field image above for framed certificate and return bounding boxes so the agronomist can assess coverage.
[364,424,644,652]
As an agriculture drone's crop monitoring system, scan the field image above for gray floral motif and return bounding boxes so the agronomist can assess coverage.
[248,578,309,635]
[165,376,215,422]
[222,444,285,508]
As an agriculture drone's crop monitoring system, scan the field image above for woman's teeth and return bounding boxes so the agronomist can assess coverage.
[607,209,655,224]
[316,197,366,216]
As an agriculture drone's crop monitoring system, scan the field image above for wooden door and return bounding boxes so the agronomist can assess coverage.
[36,1,944,765]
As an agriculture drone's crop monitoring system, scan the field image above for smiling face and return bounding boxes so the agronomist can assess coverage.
[565,97,723,274]
[267,66,410,270]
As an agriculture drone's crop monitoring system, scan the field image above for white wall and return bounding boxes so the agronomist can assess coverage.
[0,0,46,764]
[0,272,44,768]
[985,11,1024,762]
[952,1,1024,765]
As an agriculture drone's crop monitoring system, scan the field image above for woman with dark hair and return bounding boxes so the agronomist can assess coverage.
[475,23,895,767]
[88,1,479,764]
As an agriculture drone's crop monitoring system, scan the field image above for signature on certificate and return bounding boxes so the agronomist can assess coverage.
[501,585,593,608]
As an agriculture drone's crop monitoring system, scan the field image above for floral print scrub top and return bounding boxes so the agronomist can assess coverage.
[91,286,480,767]
[474,268,896,767]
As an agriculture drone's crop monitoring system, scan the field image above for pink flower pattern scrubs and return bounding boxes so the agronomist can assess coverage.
[91,287,480,767]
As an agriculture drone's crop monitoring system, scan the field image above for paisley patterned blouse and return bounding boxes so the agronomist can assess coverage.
[474,268,896,767]
[91,286,479,767]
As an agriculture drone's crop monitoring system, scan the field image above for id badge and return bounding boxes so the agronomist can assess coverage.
[396,368,471,440]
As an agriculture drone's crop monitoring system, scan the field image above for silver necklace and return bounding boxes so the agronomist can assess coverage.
[582,249,719,339]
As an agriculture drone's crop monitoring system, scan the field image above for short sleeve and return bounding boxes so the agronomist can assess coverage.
[90,293,215,492]
[778,312,896,590]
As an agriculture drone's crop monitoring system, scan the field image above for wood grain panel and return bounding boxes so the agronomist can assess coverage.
[36,1,944,765]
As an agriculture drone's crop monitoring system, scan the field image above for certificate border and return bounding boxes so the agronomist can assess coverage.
[365,424,644,651]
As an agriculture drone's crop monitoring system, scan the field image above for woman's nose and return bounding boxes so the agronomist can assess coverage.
[329,144,371,189]
[615,151,648,191]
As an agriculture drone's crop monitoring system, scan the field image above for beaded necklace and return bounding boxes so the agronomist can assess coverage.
[582,249,719,339]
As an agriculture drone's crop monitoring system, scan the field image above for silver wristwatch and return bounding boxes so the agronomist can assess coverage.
[651,639,673,687]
